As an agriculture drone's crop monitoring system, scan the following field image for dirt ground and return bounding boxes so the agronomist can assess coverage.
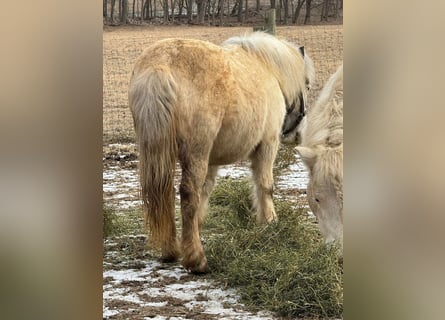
[103,24,343,319]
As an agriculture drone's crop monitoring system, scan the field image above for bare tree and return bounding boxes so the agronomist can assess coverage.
[121,0,128,24]
[292,0,305,24]
[178,0,185,21]
[104,0,108,18]
[304,0,311,24]
[237,0,243,22]
[334,0,341,19]
[187,0,193,22]
[111,0,116,21]
[197,0,206,23]
[320,0,330,22]
[142,0,149,20]
[283,0,289,24]
[162,0,169,22]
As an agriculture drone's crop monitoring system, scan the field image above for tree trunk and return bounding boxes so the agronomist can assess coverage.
[270,0,275,9]
[334,0,340,19]
[237,0,242,22]
[277,0,281,22]
[197,0,205,24]
[187,0,193,23]
[171,0,177,22]
[121,0,128,24]
[283,0,288,24]
[321,0,329,21]
[111,0,116,21]
[292,0,305,24]
[218,0,224,24]
[304,0,311,24]
[103,0,108,18]
[178,0,184,21]
[163,0,169,22]
[244,0,248,22]
[132,0,136,19]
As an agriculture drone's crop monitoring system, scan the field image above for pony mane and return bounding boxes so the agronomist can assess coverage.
[222,32,315,106]
[299,64,343,148]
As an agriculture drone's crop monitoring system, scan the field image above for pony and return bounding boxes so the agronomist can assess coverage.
[129,32,315,273]
[296,64,343,256]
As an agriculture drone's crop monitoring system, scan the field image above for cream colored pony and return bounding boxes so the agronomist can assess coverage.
[129,32,315,273]
[296,65,343,256]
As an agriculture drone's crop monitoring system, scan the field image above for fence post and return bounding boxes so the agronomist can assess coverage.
[265,9,276,35]
[253,9,276,35]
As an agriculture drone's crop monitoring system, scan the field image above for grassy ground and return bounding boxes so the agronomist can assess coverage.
[205,178,343,318]
[104,177,343,318]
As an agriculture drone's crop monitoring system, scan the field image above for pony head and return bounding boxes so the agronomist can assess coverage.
[296,64,343,256]
[280,45,315,144]
[297,145,343,253]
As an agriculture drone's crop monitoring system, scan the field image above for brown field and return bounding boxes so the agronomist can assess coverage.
[103,24,343,144]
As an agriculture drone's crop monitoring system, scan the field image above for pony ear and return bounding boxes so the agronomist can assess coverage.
[296,146,316,169]
[299,46,305,57]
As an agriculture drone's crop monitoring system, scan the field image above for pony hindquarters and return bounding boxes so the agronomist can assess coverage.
[129,67,180,263]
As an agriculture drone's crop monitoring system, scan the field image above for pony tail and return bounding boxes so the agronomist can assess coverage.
[129,67,178,250]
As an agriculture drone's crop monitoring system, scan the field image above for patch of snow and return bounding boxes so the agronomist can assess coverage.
[276,161,309,190]
[103,260,277,319]
[217,165,251,179]
[103,308,119,318]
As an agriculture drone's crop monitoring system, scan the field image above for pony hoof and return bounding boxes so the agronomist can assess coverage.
[256,214,277,224]
[160,254,179,263]
[160,247,181,263]
[182,257,209,274]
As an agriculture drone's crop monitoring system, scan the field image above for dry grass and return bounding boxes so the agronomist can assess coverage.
[204,178,343,318]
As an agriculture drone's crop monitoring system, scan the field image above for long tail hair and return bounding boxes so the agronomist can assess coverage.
[128,66,178,248]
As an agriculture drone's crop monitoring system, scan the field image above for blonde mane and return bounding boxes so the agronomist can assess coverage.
[222,32,315,106]
[299,65,343,148]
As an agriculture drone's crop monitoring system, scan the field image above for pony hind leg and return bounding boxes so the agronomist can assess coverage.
[250,140,279,224]
[179,154,211,274]
[197,165,218,231]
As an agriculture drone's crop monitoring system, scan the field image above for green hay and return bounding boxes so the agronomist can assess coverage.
[204,178,343,318]
[274,144,298,175]
[103,205,143,239]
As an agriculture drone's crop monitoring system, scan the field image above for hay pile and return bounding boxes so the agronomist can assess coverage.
[204,178,343,318]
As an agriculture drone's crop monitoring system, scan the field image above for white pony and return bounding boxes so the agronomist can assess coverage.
[296,65,343,256]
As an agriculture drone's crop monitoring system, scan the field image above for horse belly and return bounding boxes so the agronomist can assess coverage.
[208,122,263,165]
